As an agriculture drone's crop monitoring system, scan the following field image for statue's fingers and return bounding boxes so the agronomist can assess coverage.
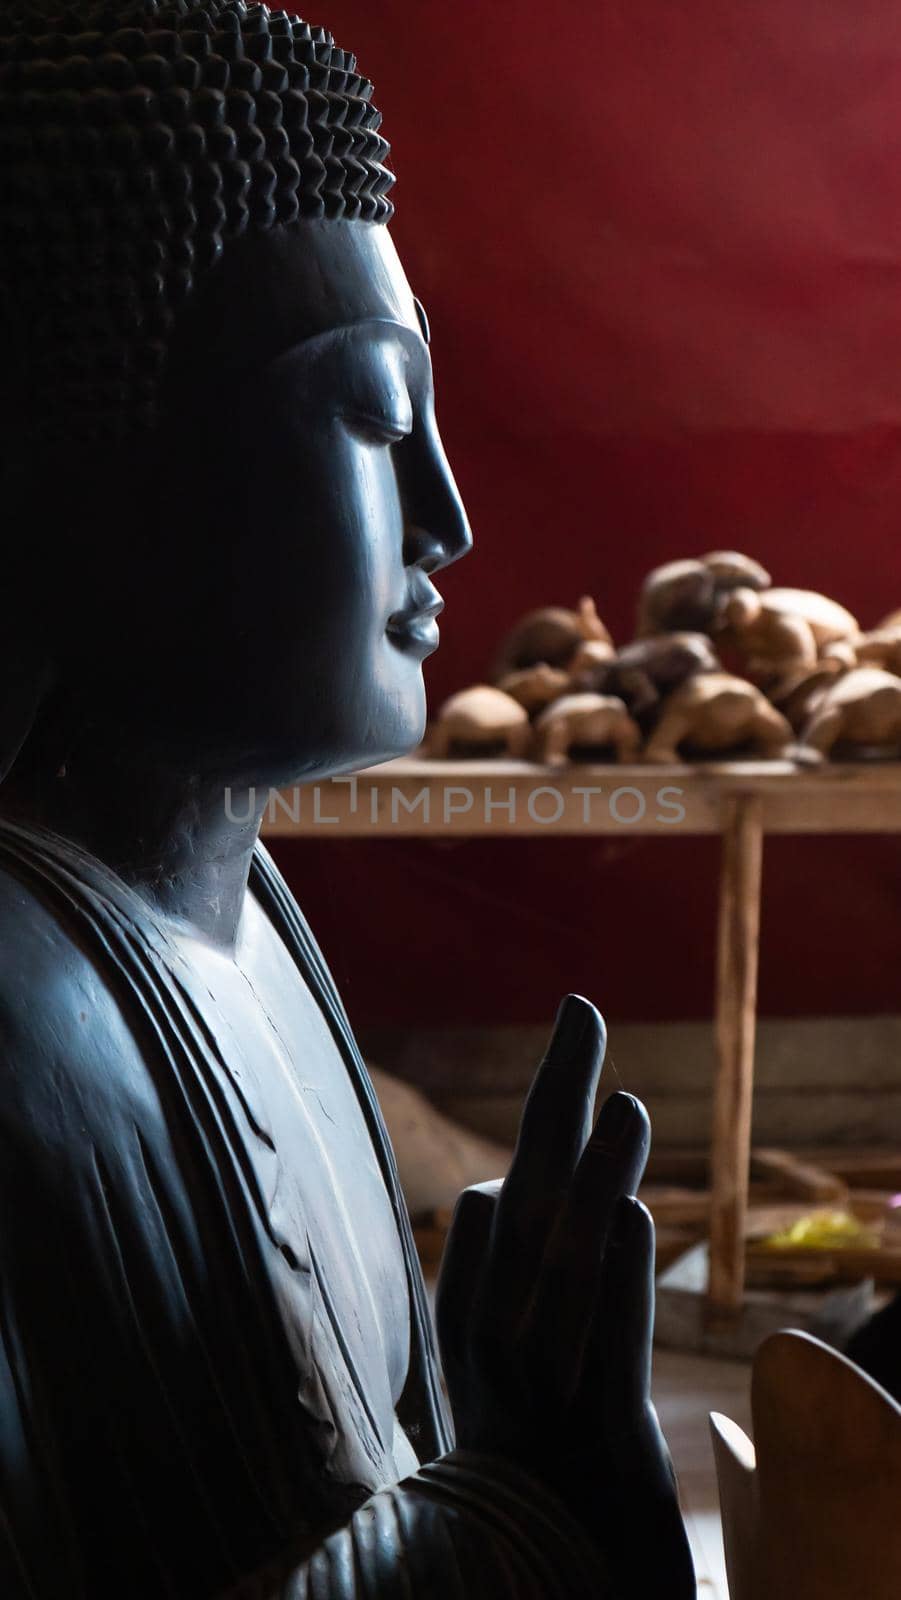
[528,1093,650,1403]
[435,1180,501,1376]
[574,1091,650,1222]
[590,1201,697,1600]
[509,995,606,1188]
[488,995,606,1323]
[594,1195,656,1426]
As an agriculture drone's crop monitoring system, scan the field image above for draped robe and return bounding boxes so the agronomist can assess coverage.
[0,819,608,1598]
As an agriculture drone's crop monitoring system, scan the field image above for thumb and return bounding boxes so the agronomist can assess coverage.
[435,1180,501,1375]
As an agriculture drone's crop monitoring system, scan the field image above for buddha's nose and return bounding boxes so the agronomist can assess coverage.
[405,505,472,576]
[400,431,473,574]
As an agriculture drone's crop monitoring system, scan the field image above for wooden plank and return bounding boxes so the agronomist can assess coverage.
[794,1150,901,1188]
[745,1245,901,1287]
[263,758,901,839]
[264,761,722,836]
[761,785,901,833]
[749,1148,848,1203]
[405,1139,901,1190]
[708,795,764,1318]
[640,1185,712,1226]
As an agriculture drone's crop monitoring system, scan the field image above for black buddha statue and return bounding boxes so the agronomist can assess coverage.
[0,4,694,1596]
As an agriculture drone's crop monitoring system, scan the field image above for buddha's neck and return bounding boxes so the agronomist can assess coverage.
[1,740,264,948]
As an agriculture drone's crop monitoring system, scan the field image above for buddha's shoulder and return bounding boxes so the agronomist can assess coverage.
[0,858,160,1139]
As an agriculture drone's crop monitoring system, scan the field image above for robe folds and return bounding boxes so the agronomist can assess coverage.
[0,819,609,1598]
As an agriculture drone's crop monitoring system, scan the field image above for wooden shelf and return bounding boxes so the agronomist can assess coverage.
[263,758,901,838]
[263,758,901,1322]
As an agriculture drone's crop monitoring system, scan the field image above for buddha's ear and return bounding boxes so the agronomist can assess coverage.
[0,642,54,787]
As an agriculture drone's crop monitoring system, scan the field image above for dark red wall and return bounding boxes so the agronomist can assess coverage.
[272,1,901,1027]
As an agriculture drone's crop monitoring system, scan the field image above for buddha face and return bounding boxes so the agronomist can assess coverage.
[105,219,472,788]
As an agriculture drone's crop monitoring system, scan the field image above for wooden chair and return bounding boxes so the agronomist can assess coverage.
[710,1329,901,1599]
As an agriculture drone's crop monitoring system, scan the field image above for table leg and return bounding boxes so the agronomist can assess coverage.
[707,794,764,1318]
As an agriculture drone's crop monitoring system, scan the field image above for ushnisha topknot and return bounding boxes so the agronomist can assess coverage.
[0,0,396,448]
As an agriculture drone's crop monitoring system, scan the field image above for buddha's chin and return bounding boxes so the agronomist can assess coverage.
[370,684,428,763]
[370,657,428,750]
[317,677,427,776]
[238,664,427,785]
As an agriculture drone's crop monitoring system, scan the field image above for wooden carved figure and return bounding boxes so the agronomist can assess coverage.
[637,551,770,637]
[496,663,571,714]
[642,672,794,762]
[718,588,859,686]
[492,596,613,678]
[533,693,642,766]
[429,687,532,757]
[799,666,901,758]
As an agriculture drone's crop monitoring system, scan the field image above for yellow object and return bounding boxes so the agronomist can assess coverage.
[759,1210,880,1253]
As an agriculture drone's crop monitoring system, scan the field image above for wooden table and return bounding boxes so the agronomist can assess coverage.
[263,758,901,1319]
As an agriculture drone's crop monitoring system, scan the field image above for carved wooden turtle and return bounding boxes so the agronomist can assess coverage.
[573,631,719,718]
[496,663,571,714]
[429,686,531,758]
[533,692,641,766]
[642,671,794,762]
[701,549,772,591]
[492,595,613,678]
[567,638,619,681]
[637,551,770,636]
[800,667,901,758]
[768,660,845,734]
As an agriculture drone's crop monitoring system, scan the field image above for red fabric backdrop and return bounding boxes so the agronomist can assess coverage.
[271,1,901,1027]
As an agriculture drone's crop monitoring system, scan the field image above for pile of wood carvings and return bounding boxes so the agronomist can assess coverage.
[427,553,901,765]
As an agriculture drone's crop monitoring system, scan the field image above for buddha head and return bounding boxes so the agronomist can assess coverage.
[0,0,471,795]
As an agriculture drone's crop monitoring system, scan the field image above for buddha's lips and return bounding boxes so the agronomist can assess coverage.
[386,595,444,658]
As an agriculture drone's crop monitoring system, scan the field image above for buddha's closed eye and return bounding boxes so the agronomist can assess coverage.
[342,409,414,448]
